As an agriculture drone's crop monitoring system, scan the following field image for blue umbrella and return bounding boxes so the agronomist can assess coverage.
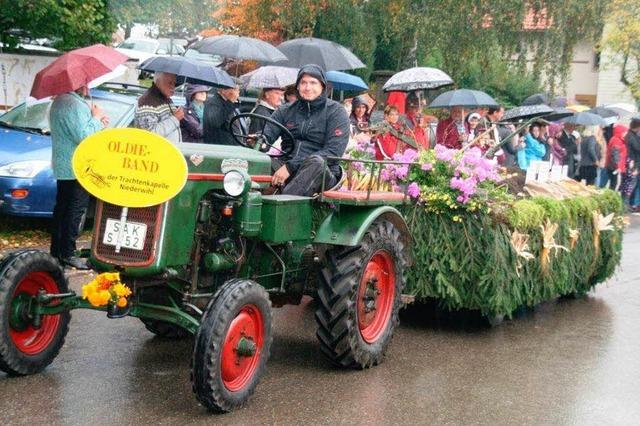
[138,56,235,88]
[326,71,368,91]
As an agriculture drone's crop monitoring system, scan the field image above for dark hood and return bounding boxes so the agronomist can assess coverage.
[295,64,327,111]
[351,95,369,114]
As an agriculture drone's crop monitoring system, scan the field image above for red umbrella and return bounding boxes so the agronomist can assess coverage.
[30,44,129,99]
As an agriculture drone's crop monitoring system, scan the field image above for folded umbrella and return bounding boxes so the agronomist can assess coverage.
[191,35,288,63]
[277,37,365,71]
[428,89,498,109]
[240,66,298,89]
[503,104,554,122]
[382,67,453,92]
[30,44,129,99]
[138,56,235,88]
[561,111,607,126]
[326,71,368,91]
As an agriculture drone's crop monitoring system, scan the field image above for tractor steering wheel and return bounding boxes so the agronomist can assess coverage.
[228,112,296,158]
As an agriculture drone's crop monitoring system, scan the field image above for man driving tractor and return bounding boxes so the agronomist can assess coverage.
[258,64,350,197]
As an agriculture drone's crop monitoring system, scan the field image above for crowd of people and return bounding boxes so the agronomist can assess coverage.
[48,67,640,268]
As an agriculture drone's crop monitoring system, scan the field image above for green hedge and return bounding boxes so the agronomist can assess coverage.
[403,189,624,318]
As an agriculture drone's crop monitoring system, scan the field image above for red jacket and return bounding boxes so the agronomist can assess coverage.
[606,125,628,173]
[374,123,413,160]
[436,117,467,149]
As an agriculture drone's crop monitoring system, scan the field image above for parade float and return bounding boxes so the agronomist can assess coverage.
[344,140,625,323]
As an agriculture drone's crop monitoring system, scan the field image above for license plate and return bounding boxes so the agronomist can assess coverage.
[102,219,147,251]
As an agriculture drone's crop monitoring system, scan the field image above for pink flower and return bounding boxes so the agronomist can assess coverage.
[421,162,433,171]
[407,182,421,198]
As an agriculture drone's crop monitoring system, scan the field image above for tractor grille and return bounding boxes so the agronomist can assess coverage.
[93,201,163,267]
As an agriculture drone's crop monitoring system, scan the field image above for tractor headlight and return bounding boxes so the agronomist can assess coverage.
[223,170,250,197]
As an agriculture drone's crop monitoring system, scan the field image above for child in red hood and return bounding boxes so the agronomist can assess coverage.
[605,124,628,190]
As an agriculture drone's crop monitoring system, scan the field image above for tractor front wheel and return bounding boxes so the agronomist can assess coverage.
[0,250,70,375]
[316,219,408,368]
[191,279,272,412]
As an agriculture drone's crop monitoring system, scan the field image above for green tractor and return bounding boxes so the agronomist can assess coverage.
[0,115,411,412]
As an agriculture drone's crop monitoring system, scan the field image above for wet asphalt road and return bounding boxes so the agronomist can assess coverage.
[1,217,639,425]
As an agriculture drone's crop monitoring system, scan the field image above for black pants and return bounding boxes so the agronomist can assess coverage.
[50,180,90,259]
[271,155,337,197]
[579,165,597,186]
[607,169,620,190]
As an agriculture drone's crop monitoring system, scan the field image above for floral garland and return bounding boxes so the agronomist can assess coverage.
[82,272,132,308]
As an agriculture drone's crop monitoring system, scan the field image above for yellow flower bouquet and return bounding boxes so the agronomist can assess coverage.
[82,272,132,308]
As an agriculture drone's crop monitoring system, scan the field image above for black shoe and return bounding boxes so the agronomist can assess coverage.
[61,256,89,270]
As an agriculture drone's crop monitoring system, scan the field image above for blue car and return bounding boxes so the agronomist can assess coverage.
[0,86,140,217]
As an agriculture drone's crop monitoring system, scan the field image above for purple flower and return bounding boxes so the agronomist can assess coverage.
[457,195,464,202]
[434,144,455,162]
[421,162,433,171]
[407,182,421,198]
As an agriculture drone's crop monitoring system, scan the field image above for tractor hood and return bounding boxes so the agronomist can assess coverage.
[178,143,272,177]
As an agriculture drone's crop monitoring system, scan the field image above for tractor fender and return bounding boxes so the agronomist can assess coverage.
[314,205,411,251]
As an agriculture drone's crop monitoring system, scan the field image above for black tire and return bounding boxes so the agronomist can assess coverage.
[316,219,408,369]
[191,279,272,412]
[140,318,190,339]
[0,250,70,375]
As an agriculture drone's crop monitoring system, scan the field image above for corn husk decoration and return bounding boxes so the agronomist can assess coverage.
[510,230,535,276]
[568,228,580,250]
[592,211,614,257]
[540,220,568,274]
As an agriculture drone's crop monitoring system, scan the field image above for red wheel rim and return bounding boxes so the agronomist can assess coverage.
[220,304,264,392]
[9,272,61,355]
[357,250,395,344]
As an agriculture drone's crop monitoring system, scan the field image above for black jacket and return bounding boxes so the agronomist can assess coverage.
[202,92,245,146]
[626,130,640,170]
[579,136,602,167]
[249,102,276,134]
[263,94,349,176]
[559,131,578,177]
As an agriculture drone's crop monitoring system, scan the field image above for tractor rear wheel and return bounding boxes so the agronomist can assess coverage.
[191,279,272,412]
[316,219,407,369]
[0,250,70,375]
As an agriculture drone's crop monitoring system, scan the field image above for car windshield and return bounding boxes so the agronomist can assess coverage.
[184,49,223,66]
[118,39,157,53]
[158,40,185,55]
[0,97,132,134]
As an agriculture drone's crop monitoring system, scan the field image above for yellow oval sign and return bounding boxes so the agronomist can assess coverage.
[72,128,188,207]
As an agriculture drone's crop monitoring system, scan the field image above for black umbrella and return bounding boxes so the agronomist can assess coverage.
[277,37,365,71]
[428,89,498,109]
[543,107,575,122]
[588,106,618,119]
[561,112,607,126]
[191,35,287,63]
[522,93,550,106]
[503,104,554,121]
[138,56,235,88]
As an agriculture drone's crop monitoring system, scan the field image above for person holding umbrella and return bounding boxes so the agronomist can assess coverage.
[135,72,184,143]
[29,44,128,270]
[578,126,603,185]
[49,85,108,269]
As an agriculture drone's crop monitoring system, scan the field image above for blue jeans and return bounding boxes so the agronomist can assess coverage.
[632,175,640,207]
[597,167,608,188]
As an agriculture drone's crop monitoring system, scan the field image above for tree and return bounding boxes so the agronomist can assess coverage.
[601,0,640,102]
[0,0,115,51]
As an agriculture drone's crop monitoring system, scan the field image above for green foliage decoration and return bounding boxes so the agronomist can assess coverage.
[402,190,624,319]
